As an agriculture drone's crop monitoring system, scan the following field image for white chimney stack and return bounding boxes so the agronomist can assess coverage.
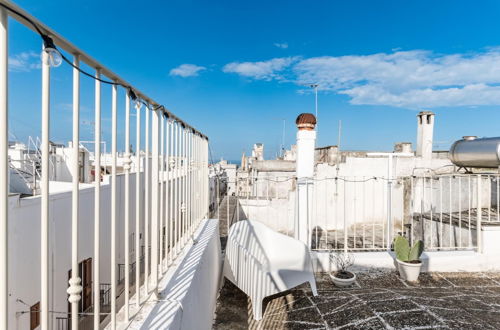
[416,111,434,159]
[295,113,317,246]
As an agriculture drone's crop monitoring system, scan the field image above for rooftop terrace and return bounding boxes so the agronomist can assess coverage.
[214,271,500,329]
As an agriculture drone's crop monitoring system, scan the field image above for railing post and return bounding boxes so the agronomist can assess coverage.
[0,7,8,329]
[151,107,160,294]
[164,117,170,270]
[68,55,82,330]
[144,105,150,296]
[134,100,141,307]
[168,120,173,265]
[159,114,164,273]
[93,69,101,329]
[190,131,194,234]
[40,39,51,330]
[387,154,393,251]
[110,83,118,329]
[124,91,131,321]
[174,123,180,255]
[183,127,187,244]
[477,174,482,253]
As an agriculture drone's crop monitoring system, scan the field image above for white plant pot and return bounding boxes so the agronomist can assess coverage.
[329,272,356,287]
[396,259,422,282]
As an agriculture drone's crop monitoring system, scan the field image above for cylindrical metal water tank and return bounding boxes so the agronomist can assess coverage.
[449,136,500,168]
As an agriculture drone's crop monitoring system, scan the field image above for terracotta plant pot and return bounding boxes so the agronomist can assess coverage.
[396,259,422,282]
[329,271,356,287]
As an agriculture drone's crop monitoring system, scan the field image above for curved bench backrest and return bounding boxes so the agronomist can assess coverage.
[228,220,272,267]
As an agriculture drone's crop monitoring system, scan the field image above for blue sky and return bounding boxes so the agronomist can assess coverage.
[7,0,500,161]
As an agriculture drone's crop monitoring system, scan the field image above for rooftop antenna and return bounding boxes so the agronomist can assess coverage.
[302,83,319,132]
[336,120,342,175]
[271,118,286,158]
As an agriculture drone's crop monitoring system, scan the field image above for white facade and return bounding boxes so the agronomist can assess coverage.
[8,173,142,329]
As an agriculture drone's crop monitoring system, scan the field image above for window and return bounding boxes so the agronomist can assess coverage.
[30,302,40,330]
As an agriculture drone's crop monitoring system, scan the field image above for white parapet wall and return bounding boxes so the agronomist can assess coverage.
[124,219,222,330]
[313,249,500,273]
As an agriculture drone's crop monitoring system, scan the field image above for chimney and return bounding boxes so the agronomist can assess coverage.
[295,113,317,246]
[416,111,434,159]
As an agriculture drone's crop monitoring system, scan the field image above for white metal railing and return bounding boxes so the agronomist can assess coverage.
[214,173,500,254]
[0,1,210,329]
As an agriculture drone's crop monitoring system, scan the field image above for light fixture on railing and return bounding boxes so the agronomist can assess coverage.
[41,35,62,67]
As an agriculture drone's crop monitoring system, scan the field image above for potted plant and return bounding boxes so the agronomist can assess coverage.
[394,236,424,282]
[329,252,356,287]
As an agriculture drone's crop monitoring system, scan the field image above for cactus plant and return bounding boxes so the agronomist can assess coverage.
[394,236,423,262]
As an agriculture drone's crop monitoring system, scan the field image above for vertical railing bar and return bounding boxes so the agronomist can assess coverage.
[477,175,482,252]
[134,100,141,306]
[440,177,443,249]
[194,134,197,226]
[159,115,164,274]
[488,174,491,222]
[168,120,173,265]
[144,105,150,295]
[430,177,433,249]
[110,83,118,329]
[179,125,186,249]
[497,174,499,223]
[343,178,347,253]
[166,118,171,272]
[187,130,191,236]
[179,124,183,252]
[410,176,414,244]
[363,177,366,249]
[182,128,187,246]
[69,54,81,330]
[382,178,386,250]
[334,178,338,250]
[325,178,328,249]
[124,91,131,321]
[353,177,356,249]
[40,40,51,330]
[189,131,193,236]
[174,122,179,255]
[459,176,462,248]
[421,176,424,248]
[93,69,101,329]
[449,176,452,248]
[400,177,403,243]
[469,175,472,247]
[188,130,192,235]
[0,9,7,328]
[151,108,160,293]
[371,179,374,248]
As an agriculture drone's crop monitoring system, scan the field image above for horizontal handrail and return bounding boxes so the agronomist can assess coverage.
[0,0,207,140]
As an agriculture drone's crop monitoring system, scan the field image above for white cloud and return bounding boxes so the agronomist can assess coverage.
[274,42,288,49]
[9,51,41,72]
[169,64,206,77]
[222,57,298,81]
[223,49,500,108]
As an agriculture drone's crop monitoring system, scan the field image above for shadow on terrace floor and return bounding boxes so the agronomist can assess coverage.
[213,270,500,330]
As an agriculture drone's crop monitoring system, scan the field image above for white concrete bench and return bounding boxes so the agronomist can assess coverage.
[223,220,317,320]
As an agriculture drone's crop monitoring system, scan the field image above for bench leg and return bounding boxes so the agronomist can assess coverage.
[309,280,318,296]
[252,296,263,321]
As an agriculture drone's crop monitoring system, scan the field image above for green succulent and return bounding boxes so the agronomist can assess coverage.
[394,236,423,262]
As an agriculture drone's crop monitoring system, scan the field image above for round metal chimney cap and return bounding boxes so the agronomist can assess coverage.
[296,113,317,130]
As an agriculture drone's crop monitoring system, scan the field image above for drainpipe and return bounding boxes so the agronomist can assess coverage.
[295,113,317,247]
